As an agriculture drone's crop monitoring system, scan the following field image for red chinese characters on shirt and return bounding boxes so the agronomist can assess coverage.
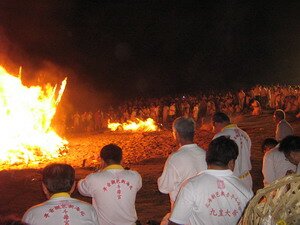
[205,180,242,218]
[43,201,87,225]
[233,129,249,151]
[102,178,134,200]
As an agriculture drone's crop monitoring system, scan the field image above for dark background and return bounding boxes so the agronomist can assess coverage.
[0,0,299,109]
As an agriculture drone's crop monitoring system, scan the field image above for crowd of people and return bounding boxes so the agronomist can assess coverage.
[1,84,300,225]
[2,107,300,225]
[64,84,300,133]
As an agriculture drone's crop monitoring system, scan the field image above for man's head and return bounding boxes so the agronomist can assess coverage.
[206,136,239,170]
[100,144,122,165]
[42,163,75,198]
[273,109,285,123]
[261,138,278,154]
[172,117,195,145]
[212,112,230,133]
[279,135,300,166]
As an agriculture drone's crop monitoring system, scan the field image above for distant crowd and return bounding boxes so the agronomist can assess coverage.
[3,111,300,225]
[64,84,300,133]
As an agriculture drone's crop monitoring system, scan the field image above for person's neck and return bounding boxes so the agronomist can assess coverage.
[106,161,120,166]
[208,164,228,170]
[224,122,231,127]
[179,140,194,147]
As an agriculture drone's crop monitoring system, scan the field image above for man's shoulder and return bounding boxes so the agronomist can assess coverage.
[170,145,205,159]
[265,146,284,159]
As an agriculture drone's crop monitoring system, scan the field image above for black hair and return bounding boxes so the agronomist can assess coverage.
[100,144,122,164]
[206,136,239,167]
[279,135,300,154]
[212,112,230,123]
[42,163,75,194]
[261,138,278,152]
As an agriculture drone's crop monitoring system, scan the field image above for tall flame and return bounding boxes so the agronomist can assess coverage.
[108,118,158,132]
[0,66,68,166]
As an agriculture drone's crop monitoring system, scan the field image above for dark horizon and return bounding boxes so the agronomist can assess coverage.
[0,0,299,109]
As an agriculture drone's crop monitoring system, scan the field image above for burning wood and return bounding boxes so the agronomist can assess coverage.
[108,118,158,132]
[0,66,68,167]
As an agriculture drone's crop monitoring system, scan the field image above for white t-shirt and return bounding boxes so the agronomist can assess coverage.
[213,124,252,189]
[275,119,294,142]
[262,145,296,186]
[22,193,99,225]
[170,170,253,225]
[157,144,207,205]
[78,165,142,225]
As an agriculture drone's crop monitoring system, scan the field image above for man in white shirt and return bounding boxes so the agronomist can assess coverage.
[169,136,253,225]
[78,144,142,225]
[212,112,253,190]
[262,144,296,186]
[22,163,99,225]
[158,117,207,225]
[274,109,294,142]
[279,135,300,174]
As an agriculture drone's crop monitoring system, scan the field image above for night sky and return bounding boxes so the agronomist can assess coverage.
[0,1,299,108]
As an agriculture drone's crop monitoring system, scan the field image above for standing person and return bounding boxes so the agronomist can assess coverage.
[78,144,142,225]
[163,103,169,125]
[168,102,177,122]
[192,102,200,122]
[212,112,252,190]
[169,136,253,225]
[22,164,99,225]
[237,89,246,110]
[273,109,294,142]
[279,135,300,174]
[158,117,207,225]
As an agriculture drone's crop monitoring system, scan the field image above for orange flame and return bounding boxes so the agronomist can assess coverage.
[108,118,158,132]
[0,66,68,167]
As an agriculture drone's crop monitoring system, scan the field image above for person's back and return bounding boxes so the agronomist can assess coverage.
[262,145,296,186]
[274,109,294,142]
[169,136,253,225]
[171,169,252,225]
[23,195,98,225]
[79,168,141,225]
[212,112,252,189]
[158,142,206,203]
[22,163,98,225]
[78,144,142,225]
[157,117,207,225]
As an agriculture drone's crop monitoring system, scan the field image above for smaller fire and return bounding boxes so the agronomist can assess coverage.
[108,118,158,132]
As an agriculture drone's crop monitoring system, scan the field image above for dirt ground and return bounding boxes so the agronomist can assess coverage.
[0,112,299,224]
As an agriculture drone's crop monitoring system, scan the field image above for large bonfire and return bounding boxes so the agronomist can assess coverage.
[0,66,68,167]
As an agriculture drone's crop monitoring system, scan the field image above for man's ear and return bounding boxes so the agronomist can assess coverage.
[42,182,51,199]
[228,159,235,171]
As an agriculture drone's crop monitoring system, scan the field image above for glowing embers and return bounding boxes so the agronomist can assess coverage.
[108,118,158,132]
[0,66,68,167]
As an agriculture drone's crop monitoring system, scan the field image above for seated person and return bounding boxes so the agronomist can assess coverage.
[250,99,262,116]
[279,135,300,174]
[78,144,142,225]
[22,163,99,225]
[262,141,296,186]
[168,136,253,225]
